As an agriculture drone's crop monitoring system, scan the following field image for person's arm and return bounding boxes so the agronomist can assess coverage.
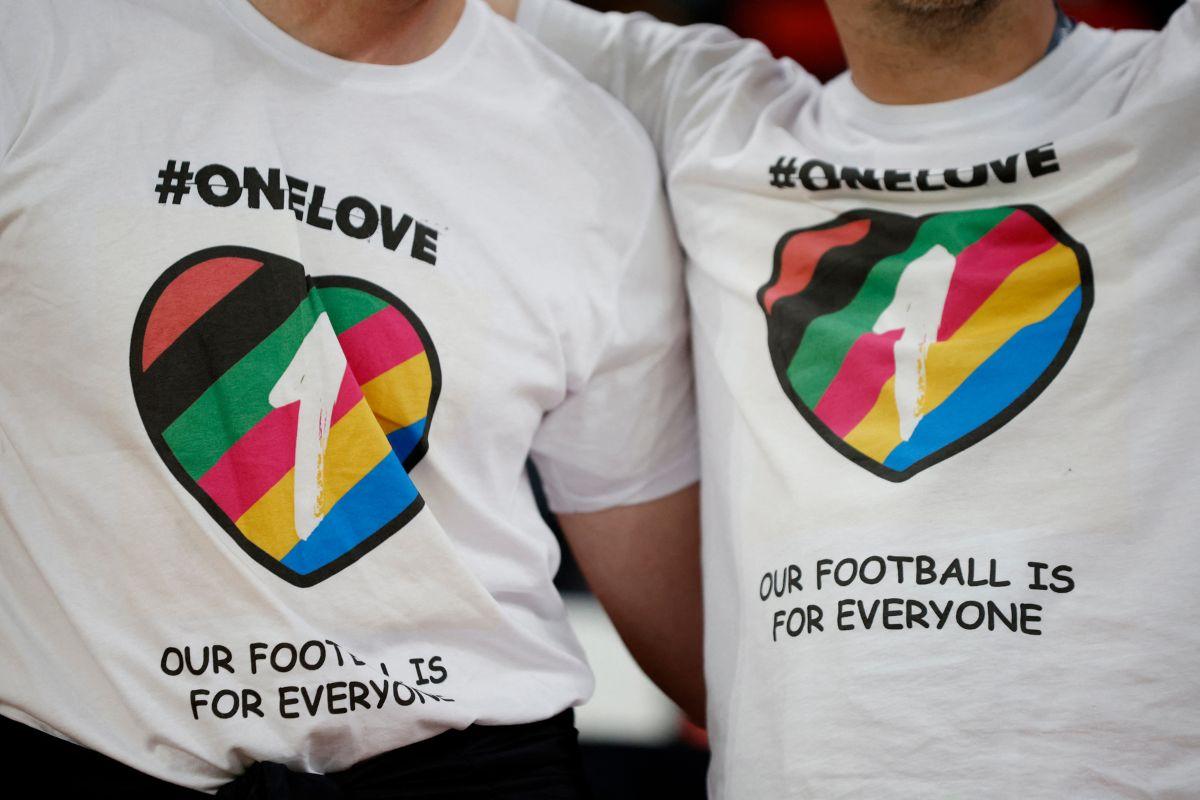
[558,483,704,724]
[1171,0,1199,37]
[1128,0,1199,94]
[1157,0,1199,65]
[488,0,808,170]
[527,120,702,720]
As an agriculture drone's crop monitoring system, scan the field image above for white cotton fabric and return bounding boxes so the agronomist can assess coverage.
[520,0,1200,797]
[0,0,697,791]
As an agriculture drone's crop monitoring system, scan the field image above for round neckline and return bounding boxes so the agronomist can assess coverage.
[213,0,483,92]
[824,24,1097,131]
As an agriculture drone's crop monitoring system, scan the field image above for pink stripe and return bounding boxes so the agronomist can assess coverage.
[937,210,1058,341]
[337,306,425,386]
[199,369,362,520]
[814,329,903,437]
[330,366,362,423]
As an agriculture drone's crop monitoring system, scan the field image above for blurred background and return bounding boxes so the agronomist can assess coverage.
[539,1,1185,797]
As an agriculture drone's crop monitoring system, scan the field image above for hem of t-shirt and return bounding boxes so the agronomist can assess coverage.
[212,0,486,93]
[539,446,701,515]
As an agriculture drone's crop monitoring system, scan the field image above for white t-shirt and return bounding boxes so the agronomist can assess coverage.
[519,0,1200,796]
[0,0,697,791]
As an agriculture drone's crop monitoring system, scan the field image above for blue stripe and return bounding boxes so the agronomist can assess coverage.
[386,418,426,463]
[883,287,1083,471]
[280,454,418,575]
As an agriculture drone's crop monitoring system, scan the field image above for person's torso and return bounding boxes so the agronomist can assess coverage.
[0,0,649,789]
[672,21,1200,799]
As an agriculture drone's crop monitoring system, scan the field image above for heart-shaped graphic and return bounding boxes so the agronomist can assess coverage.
[131,246,440,586]
[758,205,1092,481]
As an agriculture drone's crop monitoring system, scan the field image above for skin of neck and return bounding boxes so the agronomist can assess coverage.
[826,0,1059,105]
[248,0,466,65]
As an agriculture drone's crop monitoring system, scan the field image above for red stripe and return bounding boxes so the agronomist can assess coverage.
[814,328,903,437]
[937,210,1058,341]
[142,257,262,369]
[762,219,871,313]
[337,306,425,386]
[198,368,361,521]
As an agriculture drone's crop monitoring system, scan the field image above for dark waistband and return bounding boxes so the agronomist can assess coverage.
[2,709,583,799]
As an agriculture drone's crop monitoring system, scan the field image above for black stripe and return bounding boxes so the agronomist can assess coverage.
[766,210,919,368]
[132,247,308,436]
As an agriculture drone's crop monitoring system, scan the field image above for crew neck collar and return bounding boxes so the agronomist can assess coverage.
[825,23,1096,131]
[213,0,483,92]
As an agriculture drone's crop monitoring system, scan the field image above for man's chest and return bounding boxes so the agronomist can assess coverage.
[677,128,1199,495]
[0,102,594,488]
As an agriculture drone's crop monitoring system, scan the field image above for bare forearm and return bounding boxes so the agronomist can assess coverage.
[559,483,705,724]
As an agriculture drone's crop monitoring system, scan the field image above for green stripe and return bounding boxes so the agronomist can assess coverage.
[164,297,322,480]
[318,287,387,334]
[788,207,1012,407]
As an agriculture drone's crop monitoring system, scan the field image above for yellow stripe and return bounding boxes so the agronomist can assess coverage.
[235,400,392,557]
[236,470,299,560]
[316,400,391,516]
[842,243,1080,463]
[843,377,903,463]
[919,243,1079,415]
[361,352,432,434]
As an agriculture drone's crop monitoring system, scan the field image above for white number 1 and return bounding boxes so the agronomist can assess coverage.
[268,312,348,541]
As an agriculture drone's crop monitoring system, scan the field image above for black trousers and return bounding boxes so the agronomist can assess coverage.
[3,710,593,799]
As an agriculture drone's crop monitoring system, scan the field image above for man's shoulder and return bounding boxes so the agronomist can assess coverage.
[475,5,662,181]
[1064,20,1196,110]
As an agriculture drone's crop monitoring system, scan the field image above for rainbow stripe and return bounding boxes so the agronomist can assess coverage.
[760,206,1090,480]
[131,248,438,584]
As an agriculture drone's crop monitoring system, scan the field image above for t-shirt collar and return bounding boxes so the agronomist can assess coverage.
[824,23,1095,133]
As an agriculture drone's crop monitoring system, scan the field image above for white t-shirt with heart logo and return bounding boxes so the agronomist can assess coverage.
[519,0,1200,796]
[0,0,696,791]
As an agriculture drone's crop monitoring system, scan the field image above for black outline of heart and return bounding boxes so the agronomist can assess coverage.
[130,245,441,586]
[757,205,1093,483]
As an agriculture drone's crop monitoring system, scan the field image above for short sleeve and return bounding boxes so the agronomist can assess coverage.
[0,5,21,160]
[529,183,698,514]
[517,0,812,172]
[1129,0,1200,96]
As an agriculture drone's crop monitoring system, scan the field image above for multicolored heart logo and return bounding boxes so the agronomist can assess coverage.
[759,205,1092,482]
[131,246,439,586]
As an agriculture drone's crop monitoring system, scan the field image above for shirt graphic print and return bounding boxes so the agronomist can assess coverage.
[759,205,1092,481]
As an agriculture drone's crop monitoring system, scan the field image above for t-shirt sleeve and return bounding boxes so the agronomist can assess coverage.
[1129,0,1200,94]
[1162,0,1200,59]
[517,0,809,171]
[528,178,698,515]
